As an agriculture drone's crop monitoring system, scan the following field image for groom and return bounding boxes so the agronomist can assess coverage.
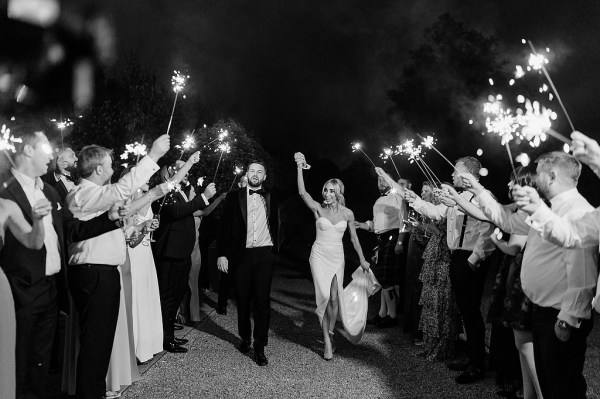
[217,160,277,366]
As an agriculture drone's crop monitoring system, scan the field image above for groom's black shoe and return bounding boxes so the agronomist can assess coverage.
[239,340,252,354]
[254,348,268,366]
[163,341,188,353]
[173,337,188,345]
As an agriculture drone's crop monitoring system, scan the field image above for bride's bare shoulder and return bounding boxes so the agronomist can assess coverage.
[341,206,354,220]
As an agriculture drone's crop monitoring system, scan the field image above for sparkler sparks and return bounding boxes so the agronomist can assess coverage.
[120,142,147,160]
[0,124,22,153]
[171,71,189,93]
[351,142,377,168]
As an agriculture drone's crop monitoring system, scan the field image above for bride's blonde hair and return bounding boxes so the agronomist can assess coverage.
[322,178,345,206]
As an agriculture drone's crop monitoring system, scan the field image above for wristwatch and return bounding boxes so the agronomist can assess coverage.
[557,320,570,330]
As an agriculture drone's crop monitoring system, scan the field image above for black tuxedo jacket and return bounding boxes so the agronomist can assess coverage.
[41,173,70,203]
[151,190,208,259]
[0,176,119,312]
[216,188,278,266]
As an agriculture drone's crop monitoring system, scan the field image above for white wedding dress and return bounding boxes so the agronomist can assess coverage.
[309,217,381,344]
[128,207,164,362]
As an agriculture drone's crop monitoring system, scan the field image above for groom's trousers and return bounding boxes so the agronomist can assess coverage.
[234,246,275,349]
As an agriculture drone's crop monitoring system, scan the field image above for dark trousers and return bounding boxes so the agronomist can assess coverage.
[234,247,275,349]
[156,257,192,342]
[14,277,58,399]
[403,235,426,337]
[448,250,489,368]
[68,264,121,399]
[218,270,232,309]
[532,305,592,399]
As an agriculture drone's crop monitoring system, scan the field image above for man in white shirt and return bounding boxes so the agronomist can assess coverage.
[66,134,169,399]
[356,168,406,328]
[404,156,495,384]
[462,151,597,399]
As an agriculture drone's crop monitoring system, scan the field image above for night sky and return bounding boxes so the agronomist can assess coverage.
[105,0,600,201]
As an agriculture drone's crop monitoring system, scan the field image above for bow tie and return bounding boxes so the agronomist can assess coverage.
[249,188,265,196]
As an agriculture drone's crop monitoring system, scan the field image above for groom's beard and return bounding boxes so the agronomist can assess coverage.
[247,178,263,188]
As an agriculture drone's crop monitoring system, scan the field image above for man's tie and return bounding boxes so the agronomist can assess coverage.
[249,188,265,196]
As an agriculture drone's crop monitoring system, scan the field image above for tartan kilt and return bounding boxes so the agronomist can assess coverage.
[372,230,400,287]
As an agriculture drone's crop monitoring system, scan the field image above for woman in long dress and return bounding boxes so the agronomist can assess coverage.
[0,197,52,399]
[295,153,371,360]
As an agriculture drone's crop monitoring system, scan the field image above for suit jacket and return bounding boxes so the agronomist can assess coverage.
[152,189,209,259]
[0,176,119,312]
[216,188,278,266]
[41,172,69,203]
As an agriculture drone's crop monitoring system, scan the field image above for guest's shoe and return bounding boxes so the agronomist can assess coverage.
[174,324,184,331]
[238,340,252,354]
[163,341,188,353]
[105,390,121,398]
[173,337,188,345]
[447,358,470,371]
[216,305,227,315]
[367,314,383,325]
[254,349,268,366]
[377,316,398,328]
[455,365,484,384]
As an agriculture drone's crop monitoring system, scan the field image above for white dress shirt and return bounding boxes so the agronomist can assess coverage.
[366,191,406,234]
[476,189,598,327]
[11,169,61,276]
[528,201,600,313]
[67,156,159,266]
[245,187,273,248]
[411,191,495,265]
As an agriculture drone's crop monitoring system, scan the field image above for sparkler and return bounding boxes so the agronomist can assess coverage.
[527,40,575,132]
[417,134,460,173]
[379,147,400,178]
[401,139,442,187]
[176,134,196,160]
[120,142,147,166]
[519,100,570,145]
[0,124,21,169]
[351,142,377,168]
[51,118,73,146]
[165,71,189,136]
[228,166,244,191]
[212,142,231,181]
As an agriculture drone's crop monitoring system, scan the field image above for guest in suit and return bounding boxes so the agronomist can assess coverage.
[41,145,78,202]
[217,160,278,367]
[152,158,216,353]
[0,126,124,399]
[66,134,169,399]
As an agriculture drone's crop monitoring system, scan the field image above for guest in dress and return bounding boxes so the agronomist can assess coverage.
[403,181,435,340]
[417,203,460,361]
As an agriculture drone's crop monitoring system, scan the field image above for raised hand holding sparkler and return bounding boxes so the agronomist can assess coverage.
[570,131,600,176]
[379,147,400,178]
[458,172,485,196]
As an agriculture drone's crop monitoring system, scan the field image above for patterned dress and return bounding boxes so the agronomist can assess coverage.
[418,219,460,361]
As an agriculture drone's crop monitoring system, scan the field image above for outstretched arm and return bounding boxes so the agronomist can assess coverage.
[3,198,51,250]
[345,209,371,271]
[441,184,489,221]
[193,192,227,217]
[295,152,320,218]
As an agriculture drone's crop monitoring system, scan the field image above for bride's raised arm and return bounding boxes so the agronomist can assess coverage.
[295,152,320,218]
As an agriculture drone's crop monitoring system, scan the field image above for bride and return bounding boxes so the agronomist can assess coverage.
[295,152,371,360]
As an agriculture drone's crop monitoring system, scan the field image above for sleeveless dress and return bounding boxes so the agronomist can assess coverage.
[0,235,16,399]
[128,207,164,362]
[309,217,380,344]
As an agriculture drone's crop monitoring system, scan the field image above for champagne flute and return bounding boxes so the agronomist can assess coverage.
[149,214,160,243]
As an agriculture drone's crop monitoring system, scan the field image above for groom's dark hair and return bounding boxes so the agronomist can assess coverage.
[247,158,267,173]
